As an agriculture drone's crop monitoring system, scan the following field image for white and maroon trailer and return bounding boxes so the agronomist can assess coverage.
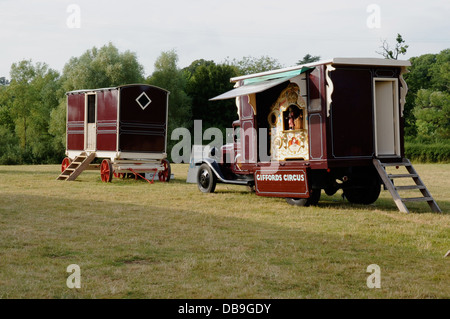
[57,84,171,183]
[192,58,441,213]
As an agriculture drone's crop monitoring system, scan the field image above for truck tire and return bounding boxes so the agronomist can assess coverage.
[197,163,217,193]
[285,188,321,207]
[344,179,380,205]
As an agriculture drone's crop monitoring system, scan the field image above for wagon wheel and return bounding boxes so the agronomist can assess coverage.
[61,157,72,172]
[100,159,113,183]
[158,159,171,182]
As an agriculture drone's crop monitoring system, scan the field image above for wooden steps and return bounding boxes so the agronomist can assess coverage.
[373,158,442,213]
[57,152,96,181]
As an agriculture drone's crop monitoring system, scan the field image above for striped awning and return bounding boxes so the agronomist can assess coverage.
[209,67,313,101]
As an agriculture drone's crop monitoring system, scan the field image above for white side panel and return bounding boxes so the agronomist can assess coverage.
[86,123,96,151]
[374,79,400,157]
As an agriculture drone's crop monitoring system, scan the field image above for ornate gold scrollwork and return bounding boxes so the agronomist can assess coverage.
[268,83,309,161]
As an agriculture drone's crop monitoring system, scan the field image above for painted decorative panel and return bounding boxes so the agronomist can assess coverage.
[267,83,309,161]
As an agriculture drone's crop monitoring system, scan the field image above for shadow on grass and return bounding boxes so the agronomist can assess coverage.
[208,186,449,215]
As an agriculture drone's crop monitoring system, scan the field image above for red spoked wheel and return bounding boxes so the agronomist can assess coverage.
[158,159,171,182]
[61,157,72,172]
[100,159,113,183]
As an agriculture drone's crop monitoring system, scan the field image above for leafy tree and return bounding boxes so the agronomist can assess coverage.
[185,60,238,131]
[2,60,61,163]
[60,42,145,92]
[413,89,449,142]
[183,59,215,77]
[0,86,22,164]
[429,48,450,92]
[0,125,22,164]
[404,49,449,139]
[297,54,321,65]
[192,55,283,131]
[224,55,283,75]
[48,100,66,155]
[147,49,192,129]
[377,33,409,60]
[49,43,146,156]
[0,86,14,131]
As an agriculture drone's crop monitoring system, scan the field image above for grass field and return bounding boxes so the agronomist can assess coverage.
[0,163,448,299]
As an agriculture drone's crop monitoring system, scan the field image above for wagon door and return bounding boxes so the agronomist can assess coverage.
[85,94,97,151]
[373,78,400,157]
[66,93,85,151]
[96,89,118,152]
[238,94,258,169]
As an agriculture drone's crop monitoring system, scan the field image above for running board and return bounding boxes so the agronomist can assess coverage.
[202,160,252,186]
[214,171,250,185]
[373,158,442,213]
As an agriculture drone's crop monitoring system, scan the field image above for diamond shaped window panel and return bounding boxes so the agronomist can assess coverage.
[136,92,152,110]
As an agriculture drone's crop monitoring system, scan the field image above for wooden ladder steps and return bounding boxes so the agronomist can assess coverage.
[56,152,96,181]
[381,161,412,167]
[395,185,425,191]
[388,173,418,178]
[401,197,434,203]
[373,158,442,213]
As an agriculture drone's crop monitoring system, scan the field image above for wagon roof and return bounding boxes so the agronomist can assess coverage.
[230,57,411,83]
[66,83,170,95]
[210,57,411,101]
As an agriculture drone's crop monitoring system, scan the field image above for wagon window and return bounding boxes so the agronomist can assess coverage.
[87,94,96,124]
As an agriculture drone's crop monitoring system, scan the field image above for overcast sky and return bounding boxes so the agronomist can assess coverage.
[1,0,449,78]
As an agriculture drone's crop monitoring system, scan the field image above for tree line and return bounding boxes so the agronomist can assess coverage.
[0,42,448,164]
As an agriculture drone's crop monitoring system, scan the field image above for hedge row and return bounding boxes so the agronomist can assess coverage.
[405,142,450,163]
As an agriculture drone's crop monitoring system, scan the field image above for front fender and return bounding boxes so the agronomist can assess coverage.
[198,158,249,185]
[197,158,227,182]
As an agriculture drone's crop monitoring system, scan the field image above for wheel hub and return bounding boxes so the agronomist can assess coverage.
[200,170,210,188]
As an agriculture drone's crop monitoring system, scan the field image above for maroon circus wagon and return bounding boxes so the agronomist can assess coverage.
[57,84,171,183]
[192,58,441,213]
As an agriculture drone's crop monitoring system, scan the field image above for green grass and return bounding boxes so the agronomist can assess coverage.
[0,163,448,298]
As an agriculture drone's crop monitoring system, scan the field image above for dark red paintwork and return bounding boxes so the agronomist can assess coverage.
[66,84,169,155]
[96,89,118,151]
[329,67,374,158]
[119,85,168,153]
[254,167,309,198]
[67,93,85,150]
[215,63,407,199]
